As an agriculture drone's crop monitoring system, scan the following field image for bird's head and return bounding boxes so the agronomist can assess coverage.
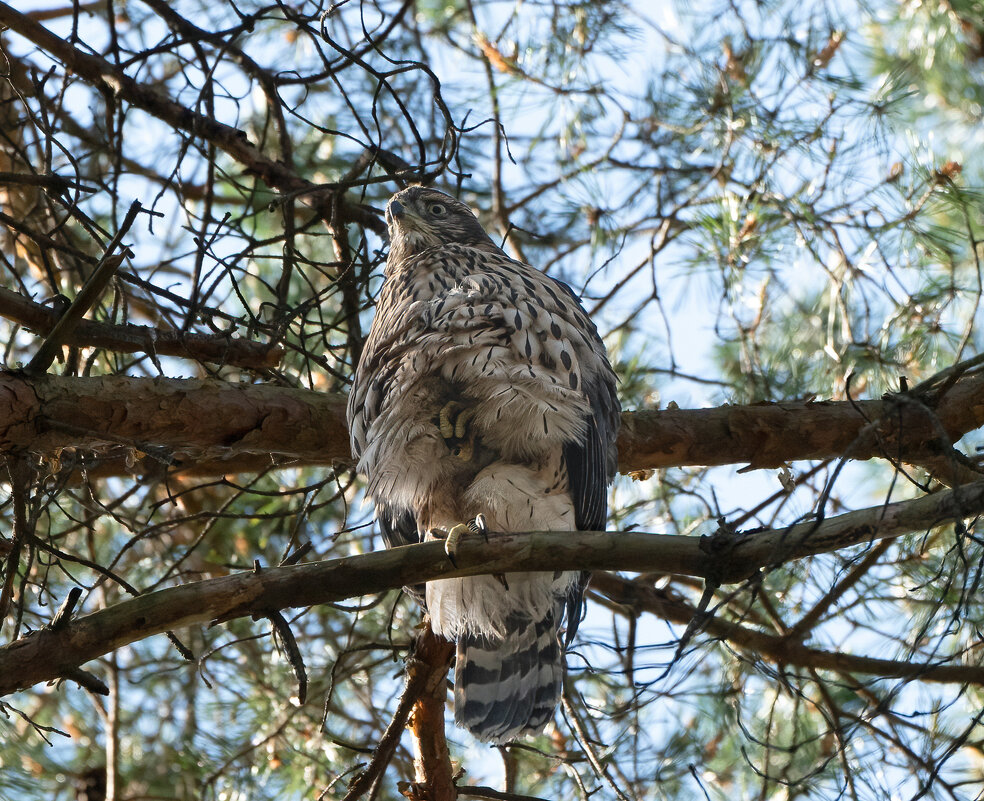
[385,187,496,266]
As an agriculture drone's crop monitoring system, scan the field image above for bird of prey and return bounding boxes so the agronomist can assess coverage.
[347,186,620,743]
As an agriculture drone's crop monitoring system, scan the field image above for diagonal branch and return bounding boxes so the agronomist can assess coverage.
[26,201,142,374]
[590,572,984,688]
[2,479,984,696]
[339,623,454,801]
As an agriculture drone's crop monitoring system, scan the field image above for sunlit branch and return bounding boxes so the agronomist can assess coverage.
[1,369,982,478]
[2,479,983,696]
[0,286,283,369]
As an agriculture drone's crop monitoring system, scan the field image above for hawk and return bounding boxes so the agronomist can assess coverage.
[347,186,620,743]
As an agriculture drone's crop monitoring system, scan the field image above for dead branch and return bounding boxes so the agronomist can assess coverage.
[0,1,383,233]
[26,201,141,374]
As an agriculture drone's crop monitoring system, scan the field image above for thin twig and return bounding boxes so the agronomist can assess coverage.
[27,200,142,374]
[457,787,551,801]
[0,460,31,626]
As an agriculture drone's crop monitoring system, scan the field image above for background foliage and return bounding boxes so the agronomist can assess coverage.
[1,0,983,799]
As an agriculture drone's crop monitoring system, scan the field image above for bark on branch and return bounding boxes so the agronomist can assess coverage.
[0,287,283,369]
[340,622,455,801]
[2,479,983,696]
[0,372,350,477]
[1,370,983,478]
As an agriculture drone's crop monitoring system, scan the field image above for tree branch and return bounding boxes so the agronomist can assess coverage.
[26,201,142,375]
[0,372,349,476]
[590,572,984,687]
[2,479,983,696]
[0,286,283,369]
[617,373,984,473]
[405,625,457,801]
[339,627,448,801]
[1,370,982,478]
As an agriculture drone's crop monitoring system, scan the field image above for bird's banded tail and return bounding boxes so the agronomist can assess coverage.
[453,608,563,744]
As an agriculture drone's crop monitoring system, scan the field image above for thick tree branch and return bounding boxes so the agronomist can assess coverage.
[617,372,984,473]
[0,373,349,476]
[1,370,982,477]
[2,479,983,696]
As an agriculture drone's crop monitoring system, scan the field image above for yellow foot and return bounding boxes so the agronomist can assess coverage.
[437,514,489,566]
[437,401,477,461]
[438,401,463,440]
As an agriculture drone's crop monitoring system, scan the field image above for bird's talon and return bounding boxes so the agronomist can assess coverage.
[454,407,476,439]
[438,401,477,461]
[444,522,471,564]
[470,513,489,540]
[438,401,462,440]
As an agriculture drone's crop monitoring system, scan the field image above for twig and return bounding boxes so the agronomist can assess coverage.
[279,542,313,566]
[457,787,550,801]
[63,667,109,695]
[590,571,984,689]
[0,2,385,233]
[0,285,283,369]
[784,539,892,640]
[0,460,31,626]
[263,610,307,704]
[0,171,98,193]
[50,587,84,629]
[560,691,632,801]
[26,200,142,374]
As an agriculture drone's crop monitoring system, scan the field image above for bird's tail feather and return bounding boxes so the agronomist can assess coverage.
[453,608,563,744]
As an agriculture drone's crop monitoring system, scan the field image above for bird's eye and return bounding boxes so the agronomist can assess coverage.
[428,203,447,216]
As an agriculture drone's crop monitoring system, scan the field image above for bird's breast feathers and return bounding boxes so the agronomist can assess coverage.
[350,243,616,508]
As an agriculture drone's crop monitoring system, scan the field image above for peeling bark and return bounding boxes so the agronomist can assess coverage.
[0,372,349,475]
[405,626,457,801]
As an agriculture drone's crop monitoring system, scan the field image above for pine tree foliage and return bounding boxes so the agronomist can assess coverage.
[0,1,983,799]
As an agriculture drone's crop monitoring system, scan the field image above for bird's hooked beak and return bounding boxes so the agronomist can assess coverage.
[386,198,409,228]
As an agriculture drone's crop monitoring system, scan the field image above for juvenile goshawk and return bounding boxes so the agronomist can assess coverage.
[347,186,620,743]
